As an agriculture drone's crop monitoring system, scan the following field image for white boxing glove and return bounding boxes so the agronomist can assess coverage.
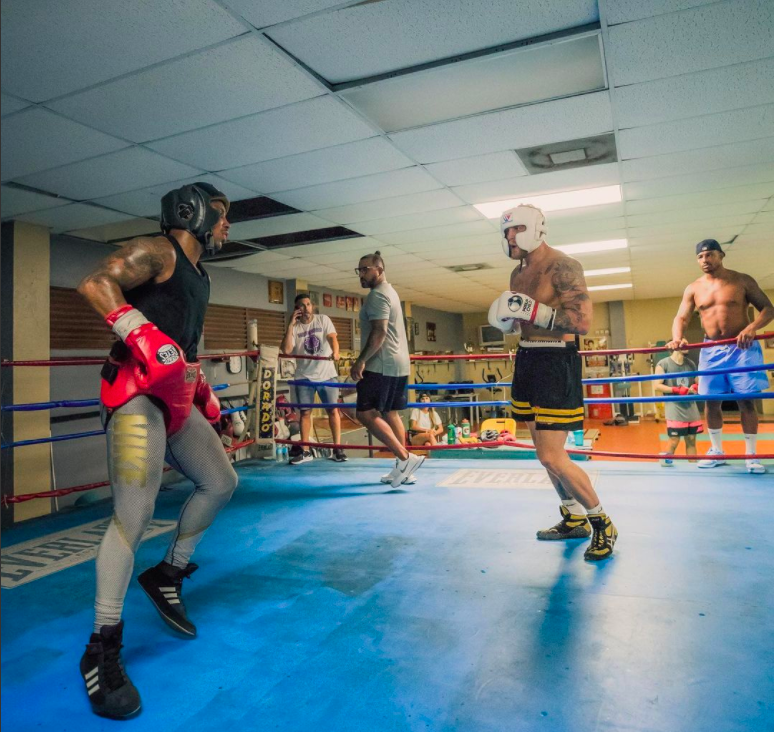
[493,291,556,330]
[488,298,521,335]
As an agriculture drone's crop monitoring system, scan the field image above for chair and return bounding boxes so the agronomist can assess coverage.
[480,417,517,435]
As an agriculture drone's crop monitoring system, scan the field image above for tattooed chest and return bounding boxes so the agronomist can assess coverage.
[510,268,561,306]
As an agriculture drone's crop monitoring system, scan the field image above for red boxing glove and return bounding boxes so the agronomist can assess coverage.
[671,385,690,395]
[689,383,698,394]
[193,372,221,424]
[105,305,185,389]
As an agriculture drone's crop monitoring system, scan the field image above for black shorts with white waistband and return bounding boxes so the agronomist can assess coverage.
[510,341,584,431]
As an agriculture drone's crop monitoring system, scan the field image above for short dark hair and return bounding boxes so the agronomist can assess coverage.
[294,292,311,305]
[359,250,384,269]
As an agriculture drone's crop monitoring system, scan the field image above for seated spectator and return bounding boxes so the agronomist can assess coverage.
[409,394,444,446]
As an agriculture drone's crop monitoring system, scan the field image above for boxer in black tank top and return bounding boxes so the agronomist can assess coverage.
[76,184,238,719]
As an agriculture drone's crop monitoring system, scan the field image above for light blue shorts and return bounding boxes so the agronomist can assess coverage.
[294,382,340,410]
[698,341,769,396]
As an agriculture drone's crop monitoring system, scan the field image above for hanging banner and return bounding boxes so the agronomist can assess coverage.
[257,345,279,445]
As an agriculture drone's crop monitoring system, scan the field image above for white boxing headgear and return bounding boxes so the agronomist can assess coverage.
[500,204,547,257]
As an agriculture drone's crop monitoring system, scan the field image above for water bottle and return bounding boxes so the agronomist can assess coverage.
[447,423,457,445]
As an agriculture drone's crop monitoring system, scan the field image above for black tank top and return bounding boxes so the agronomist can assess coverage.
[110,235,210,362]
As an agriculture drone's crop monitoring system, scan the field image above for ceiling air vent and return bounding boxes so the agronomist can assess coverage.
[446,263,492,273]
[515,133,617,174]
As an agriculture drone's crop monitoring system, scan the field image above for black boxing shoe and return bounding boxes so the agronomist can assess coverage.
[584,513,618,561]
[536,504,591,541]
[138,561,198,637]
[80,620,141,719]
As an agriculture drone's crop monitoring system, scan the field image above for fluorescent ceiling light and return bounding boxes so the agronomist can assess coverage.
[555,239,628,255]
[588,283,633,291]
[474,185,622,218]
[584,266,631,277]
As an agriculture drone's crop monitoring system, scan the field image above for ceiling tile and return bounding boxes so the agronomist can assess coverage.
[67,217,159,243]
[625,182,774,214]
[608,0,774,87]
[605,0,717,25]
[0,0,245,102]
[147,97,376,171]
[622,137,774,182]
[624,163,774,201]
[17,147,203,200]
[48,37,323,143]
[266,0,598,83]
[93,174,259,219]
[425,152,528,187]
[1,186,69,219]
[227,213,336,241]
[389,92,612,164]
[375,220,498,246]
[452,162,621,204]
[615,58,774,129]
[627,200,768,228]
[218,137,413,193]
[314,189,463,225]
[17,204,133,233]
[349,206,485,236]
[1,108,128,181]
[224,0,347,28]
[618,105,774,160]
[271,167,441,211]
[1,92,31,117]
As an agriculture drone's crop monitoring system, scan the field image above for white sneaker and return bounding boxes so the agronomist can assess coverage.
[659,452,674,467]
[380,469,417,485]
[697,447,727,469]
[391,453,425,488]
[746,459,766,474]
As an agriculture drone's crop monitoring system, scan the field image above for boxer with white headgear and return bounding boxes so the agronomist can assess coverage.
[487,202,618,563]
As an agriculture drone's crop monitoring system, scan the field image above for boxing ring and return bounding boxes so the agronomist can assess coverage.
[2,335,773,732]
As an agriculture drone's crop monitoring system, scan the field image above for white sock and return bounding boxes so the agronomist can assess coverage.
[561,499,583,515]
[708,428,723,452]
[586,503,604,516]
[744,434,757,457]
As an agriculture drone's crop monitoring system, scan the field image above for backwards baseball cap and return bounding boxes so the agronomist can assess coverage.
[696,239,724,256]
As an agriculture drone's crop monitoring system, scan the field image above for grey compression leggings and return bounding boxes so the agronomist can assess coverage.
[94,396,238,630]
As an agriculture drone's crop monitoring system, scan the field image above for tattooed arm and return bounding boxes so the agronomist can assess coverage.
[549,257,593,335]
[77,237,174,317]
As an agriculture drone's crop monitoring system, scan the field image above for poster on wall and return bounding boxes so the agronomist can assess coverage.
[427,322,436,342]
[336,296,346,309]
[323,293,332,308]
[346,296,354,311]
[268,280,284,305]
[582,337,608,368]
[309,291,319,307]
[353,298,360,312]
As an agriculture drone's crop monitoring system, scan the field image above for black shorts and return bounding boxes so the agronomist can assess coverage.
[666,425,701,437]
[510,342,584,431]
[356,371,408,413]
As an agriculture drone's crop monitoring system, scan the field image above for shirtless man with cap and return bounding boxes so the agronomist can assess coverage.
[667,239,773,474]
[76,183,239,718]
[489,204,617,561]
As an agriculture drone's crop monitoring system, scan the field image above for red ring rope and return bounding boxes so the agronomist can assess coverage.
[276,439,773,462]
[1,439,255,506]
[3,333,771,367]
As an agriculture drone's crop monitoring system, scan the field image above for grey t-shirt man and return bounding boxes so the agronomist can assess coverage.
[359,281,410,377]
[657,356,702,422]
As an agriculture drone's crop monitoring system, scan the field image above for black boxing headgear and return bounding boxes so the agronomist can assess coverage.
[160,182,229,255]
[695,239,723,256]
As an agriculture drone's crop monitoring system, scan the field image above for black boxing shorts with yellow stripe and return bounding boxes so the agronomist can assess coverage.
[510,341,584,431]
